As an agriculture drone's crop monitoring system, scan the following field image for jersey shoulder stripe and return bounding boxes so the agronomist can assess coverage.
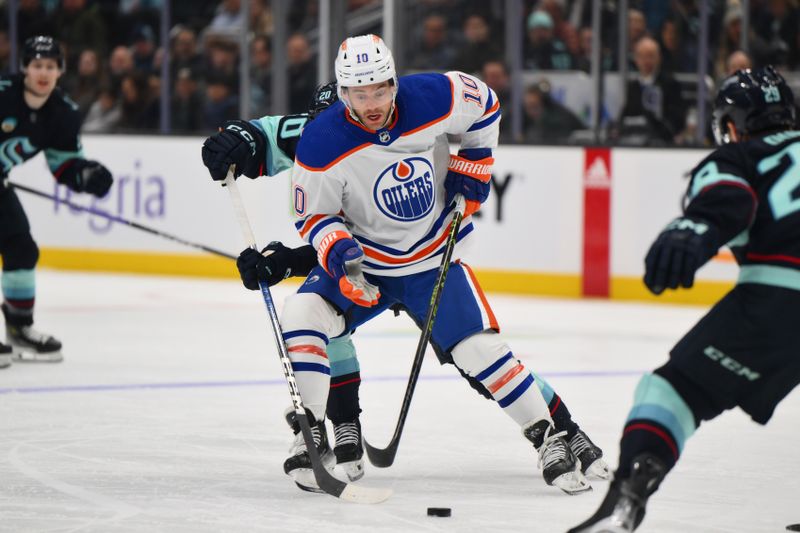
[395,73,454,136]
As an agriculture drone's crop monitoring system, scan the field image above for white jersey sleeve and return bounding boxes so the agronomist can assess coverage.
[443,71,501,151]
[291,162,352,252]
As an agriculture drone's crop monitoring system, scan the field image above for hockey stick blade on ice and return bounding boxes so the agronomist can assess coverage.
[10,181,236,259]
[364,194,467,468]
[223,168,391,504]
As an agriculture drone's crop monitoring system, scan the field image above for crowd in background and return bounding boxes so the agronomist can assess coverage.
[0,0,798,145]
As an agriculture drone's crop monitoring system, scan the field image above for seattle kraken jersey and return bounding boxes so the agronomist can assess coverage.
[0,74,84,179]
[291,71,501,276]
[251,113,309,177]
[685,129,800,290]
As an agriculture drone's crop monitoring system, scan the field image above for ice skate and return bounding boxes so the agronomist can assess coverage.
[568,453,667,533]
[332,419,364,481]
[523,419,591,495]
[283,408,335,493]
[0,341,12,368]
[6,324,63,362]
[569,429,611,480]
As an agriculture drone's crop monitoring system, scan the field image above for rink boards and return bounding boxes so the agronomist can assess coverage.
[6,135,737,304]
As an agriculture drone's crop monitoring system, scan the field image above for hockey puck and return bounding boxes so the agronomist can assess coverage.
[427,507,451,517]
[786,525,800,531]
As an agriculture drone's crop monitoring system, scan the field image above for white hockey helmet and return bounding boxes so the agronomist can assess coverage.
[334,34,398,105]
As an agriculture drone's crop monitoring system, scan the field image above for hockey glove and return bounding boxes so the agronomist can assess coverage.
[318,233,380,307]
[644,217,721,295]
[201,120,266,181]
[444,149,494,217]
[236,242,317,290]
[59,160,113,197]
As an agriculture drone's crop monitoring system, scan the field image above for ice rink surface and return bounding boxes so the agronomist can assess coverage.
[1,270,798,533]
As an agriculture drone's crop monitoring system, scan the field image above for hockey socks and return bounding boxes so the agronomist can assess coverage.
[2,269,36,326]
[616,373,696,478]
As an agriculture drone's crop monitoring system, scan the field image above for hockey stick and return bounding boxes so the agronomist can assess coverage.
[223,168,392,504]
[364,194,467,468]
[9,181,236,260]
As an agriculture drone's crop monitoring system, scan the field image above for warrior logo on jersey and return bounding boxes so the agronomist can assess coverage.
[373,157,435,222]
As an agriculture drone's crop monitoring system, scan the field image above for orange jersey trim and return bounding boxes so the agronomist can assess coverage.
[362,219,455,265]
[461,261,499,330]
[295,142,372,172]
[482,99,500,117]
[298,214,327,238]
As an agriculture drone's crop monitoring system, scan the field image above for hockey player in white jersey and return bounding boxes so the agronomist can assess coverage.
[280,34,602,494]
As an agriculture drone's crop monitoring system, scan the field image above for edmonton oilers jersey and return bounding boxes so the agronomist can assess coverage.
[0,74,84,180]
[685,130,800,290]
[291,71,501,276]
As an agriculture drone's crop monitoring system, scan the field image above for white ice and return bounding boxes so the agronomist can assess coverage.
[1,270,798,533]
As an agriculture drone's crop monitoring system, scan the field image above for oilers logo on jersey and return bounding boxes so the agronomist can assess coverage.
[373,157,435,222]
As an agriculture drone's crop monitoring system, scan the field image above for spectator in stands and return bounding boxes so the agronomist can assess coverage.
[659,18,686,73]
[618,36,687,145]
[574,26,593,73]
[208,0,245,39]
[108,45,135,93]
[286,32,316,113]
[536,0,570,42]
[204,36,239,90]
[52,0,108,70]
[250,34,272,116]
[524,10,573,70]
[452,13,502,75]
[408,13,456,71]
[726,50,752,76]
[481,60,511,141]
[117,71,159,131]
[753,0,799,69]
[130,24,158,74]
[250,0,273,36]
[82,85,122,133]
[714,6,763,81]
[171,67,203,133]
[63,49,106,119]
[170,26,205,82]
[522,81,585,143]
[628,8,648,48]
[202,73,239,131]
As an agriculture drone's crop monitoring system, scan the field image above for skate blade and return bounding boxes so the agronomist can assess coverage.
[338,459,365,482]
[287,451,336,493]
[552,471,593,495]
[585,458,612,480]
[11,348,63,363]
[569,517,631,533]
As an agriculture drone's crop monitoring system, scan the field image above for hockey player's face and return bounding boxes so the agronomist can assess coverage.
[24,58,61,97]
[347,82,393,130]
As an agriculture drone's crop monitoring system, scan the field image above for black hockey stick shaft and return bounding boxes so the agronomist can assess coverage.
[223,169,391,504]
[364,195,466,468]
[10,181,236,260]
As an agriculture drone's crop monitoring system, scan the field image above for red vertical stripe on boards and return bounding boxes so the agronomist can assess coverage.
[582,148,611,297]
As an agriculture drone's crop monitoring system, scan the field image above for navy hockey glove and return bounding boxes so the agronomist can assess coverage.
[644,217,720,295]
[201,120,266,181]
[444,149,494,216]
[236,242,316,290]
[318,232,380,307]
[60,160,113,197]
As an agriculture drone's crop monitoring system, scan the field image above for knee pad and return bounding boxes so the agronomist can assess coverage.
[451,331,511,377]
[654,362,725,424]
[280,292,345,341]
[1,233,39,270]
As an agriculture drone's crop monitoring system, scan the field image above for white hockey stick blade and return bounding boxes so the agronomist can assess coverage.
[338,483,393,504]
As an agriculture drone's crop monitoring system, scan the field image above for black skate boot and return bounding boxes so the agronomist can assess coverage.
[568,453,667,533]
[6,323,63,362]
[283,408,335,493]
[569,429,611,480]
[0,341,11,368]
[523,418,591,495]
[332,419,364,481]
